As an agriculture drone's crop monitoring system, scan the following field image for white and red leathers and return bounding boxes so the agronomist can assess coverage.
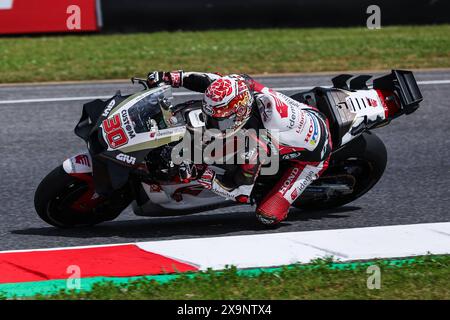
[159,71,332,225]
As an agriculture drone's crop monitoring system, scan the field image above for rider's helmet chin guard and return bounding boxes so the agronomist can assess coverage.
[202,76,254,140]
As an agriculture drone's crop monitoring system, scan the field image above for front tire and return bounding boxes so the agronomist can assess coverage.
[34,166,131,228]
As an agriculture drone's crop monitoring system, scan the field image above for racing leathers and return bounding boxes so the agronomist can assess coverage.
[155,71,332,225]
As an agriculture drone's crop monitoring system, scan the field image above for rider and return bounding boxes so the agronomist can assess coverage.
[147,71,332,225]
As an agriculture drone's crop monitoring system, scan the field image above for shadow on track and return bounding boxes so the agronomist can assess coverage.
[12,206,360,240]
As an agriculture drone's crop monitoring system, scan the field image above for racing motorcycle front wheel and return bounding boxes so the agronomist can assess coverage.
[34,166,131,228]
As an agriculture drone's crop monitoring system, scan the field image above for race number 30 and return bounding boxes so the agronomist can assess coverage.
[102,114,128,149]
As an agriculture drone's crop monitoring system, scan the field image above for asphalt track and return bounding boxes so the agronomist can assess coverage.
[0,70,449,251]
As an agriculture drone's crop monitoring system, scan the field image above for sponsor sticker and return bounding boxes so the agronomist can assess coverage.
[280,167,300,194]
[367,98,378,107]
[297,171,317,193]
[121,110,136,139]
[290,188,299,200]
[116,153,136,165]
[282,151,302,160]
[74,154,90,166]
[102,99,116,117]
[304,116,319,146]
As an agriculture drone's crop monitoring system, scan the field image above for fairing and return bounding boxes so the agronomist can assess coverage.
[99,86,186,156]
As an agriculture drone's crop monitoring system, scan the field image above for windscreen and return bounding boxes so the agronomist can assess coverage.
[128,86,174,134]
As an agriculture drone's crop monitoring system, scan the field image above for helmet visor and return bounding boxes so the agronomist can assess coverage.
[204,114,237,133]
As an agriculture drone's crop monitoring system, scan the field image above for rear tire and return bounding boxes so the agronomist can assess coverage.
[293,132,387,210]
[34,166,131,228]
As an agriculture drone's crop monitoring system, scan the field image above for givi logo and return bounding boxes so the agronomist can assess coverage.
[0,0,13,10]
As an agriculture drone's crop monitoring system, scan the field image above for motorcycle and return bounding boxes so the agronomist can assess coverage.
[34,70,423,227]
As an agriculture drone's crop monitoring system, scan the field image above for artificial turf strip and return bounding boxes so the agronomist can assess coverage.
[1,255,448,299]
[0,25,449,83]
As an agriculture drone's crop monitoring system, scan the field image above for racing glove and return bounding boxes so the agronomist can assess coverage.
[179,161,199,182]
[147,71,184,88]
[197,168,215,190]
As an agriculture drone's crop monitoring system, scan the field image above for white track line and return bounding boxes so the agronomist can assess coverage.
[0,92,203,105]
[0,80,449,105]
[0,242,135,254]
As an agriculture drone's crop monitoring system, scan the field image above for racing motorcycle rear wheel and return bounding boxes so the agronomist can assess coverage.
[292,131,387,210]
[34,166,131,228]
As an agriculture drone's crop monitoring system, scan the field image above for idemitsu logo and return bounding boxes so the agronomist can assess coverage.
[0,0,13,10]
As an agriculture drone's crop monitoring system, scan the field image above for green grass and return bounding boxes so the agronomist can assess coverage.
[0,25,449,83]
[22,255,450,300]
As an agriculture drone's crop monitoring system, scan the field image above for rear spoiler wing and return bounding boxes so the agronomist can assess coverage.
[331,69,423,114]
[372,70,423,114]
